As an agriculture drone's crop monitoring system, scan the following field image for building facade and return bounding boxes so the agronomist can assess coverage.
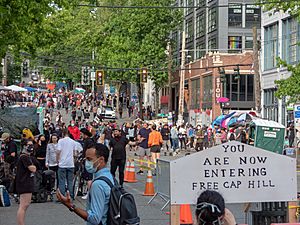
[160,0,261,124]
[261,10,300,126]
[172,0,261,66]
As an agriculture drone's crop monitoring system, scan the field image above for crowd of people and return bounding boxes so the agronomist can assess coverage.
[0,87,259,225]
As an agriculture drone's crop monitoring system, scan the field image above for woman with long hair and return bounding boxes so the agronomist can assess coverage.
[34,134,48,171]
[46,134,59,187]
[16,140,39,225]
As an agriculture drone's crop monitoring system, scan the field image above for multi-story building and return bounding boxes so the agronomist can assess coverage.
[161,0,261,124]
[261,10,300,126]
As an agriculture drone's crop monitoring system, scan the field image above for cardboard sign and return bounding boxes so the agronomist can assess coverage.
[170,141,297,204]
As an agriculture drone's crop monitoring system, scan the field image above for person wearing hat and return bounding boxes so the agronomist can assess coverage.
[1,132,18,179]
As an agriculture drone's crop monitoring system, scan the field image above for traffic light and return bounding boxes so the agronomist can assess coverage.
[81,66,90,85]
[23,61,28,77]
[140,68,148,83]
[218,67,226,82]
[96,70,104,86]
[233,65,240,81]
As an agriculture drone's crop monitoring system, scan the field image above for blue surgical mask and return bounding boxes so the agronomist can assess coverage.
[85,159,98,174]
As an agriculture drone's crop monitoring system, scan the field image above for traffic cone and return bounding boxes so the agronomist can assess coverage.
[123,160,130,182]
[143,170,155,196]
[124,161,137,183]
[180,204,193,225]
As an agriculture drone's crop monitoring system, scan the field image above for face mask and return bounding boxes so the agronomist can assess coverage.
[26,144,34,153]
[85,159,99,174]
[71,123,75,126]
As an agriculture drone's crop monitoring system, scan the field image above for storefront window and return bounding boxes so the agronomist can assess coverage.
[190,79,200,109]
[203,75,213,103]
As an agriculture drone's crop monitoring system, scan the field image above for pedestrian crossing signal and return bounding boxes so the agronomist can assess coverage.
[96,70,104,86]
[140,68,148,83]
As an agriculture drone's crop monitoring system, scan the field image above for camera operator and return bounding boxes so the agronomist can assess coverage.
[0,133,18,180]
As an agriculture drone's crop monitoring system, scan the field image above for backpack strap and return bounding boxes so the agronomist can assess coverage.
[93,176,114,188]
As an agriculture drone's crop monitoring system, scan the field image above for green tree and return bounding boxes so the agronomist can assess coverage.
[0,0,76,58]
[97,0,181,118]
[265,1,300,103]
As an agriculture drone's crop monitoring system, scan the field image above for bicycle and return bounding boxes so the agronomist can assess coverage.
[73,154,88,199]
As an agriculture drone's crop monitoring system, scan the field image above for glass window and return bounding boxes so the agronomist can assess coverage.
[196,12,205,38]
[247,75,254,101]
[282,18,300,64]
[186,0,194,15]
[208,6,217,33]
[228,36,242,52]
[240,75,246,101]
[245,4,261,28]
[264,23,278,70]
[228,4,242,27]
[208,37,217,51]
[191,79,200,109]
[203,76,213,103]
[245,36,253,49]
[196,0,205,7]
[196,41,205,59]
[186,19,194,43]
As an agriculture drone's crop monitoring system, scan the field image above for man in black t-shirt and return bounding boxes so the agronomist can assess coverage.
[0,133,18,179]
[109,129,128,186]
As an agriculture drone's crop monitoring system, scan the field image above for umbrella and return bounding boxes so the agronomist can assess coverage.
[24,87,37,92]
[228,116,238,127]
[0,85,9,91]
[217,97,229,103]
[221,117,231,128]
[6,85,27,92]
[237,113,253,122]
[74,88,85,93]
[212,115,226,126]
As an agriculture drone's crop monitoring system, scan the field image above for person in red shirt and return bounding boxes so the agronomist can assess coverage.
[67,120,80,140]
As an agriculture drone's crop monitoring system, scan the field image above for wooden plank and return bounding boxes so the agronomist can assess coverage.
[287,201,298,223]
[170,205,180,225]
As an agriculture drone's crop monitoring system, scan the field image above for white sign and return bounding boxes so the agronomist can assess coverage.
[91,72,96,81]
[104,84,110,94]
[215,77,221,101]
[264,131,276,138]
[170,141,297,204]
[294,104,300,129]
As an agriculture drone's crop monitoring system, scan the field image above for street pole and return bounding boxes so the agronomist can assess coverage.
[178,31,186,125]
[253,26,261,114]
[1,55,7,86]
[167,42,173,113]
[92,49,95,95]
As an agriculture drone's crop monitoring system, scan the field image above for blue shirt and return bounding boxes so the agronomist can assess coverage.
[87,167,114,225]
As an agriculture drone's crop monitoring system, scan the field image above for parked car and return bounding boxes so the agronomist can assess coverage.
[96,106,116,120]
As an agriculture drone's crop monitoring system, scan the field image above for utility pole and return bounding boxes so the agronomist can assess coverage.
[91,49,95,96]
[253,26,261,113]
[178,31,186,125]
[167,42,173,113]
[1,55,7,86]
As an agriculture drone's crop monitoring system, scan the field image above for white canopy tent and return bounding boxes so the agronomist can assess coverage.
[6,85,27,92]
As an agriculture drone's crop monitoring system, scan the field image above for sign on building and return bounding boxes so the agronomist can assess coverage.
[170,141,297,204]
[294,104,300,127]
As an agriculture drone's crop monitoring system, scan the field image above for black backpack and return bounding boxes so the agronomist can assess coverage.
[94,176,140,225]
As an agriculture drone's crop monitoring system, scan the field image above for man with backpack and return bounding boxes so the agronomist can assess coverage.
[56,143,140,225]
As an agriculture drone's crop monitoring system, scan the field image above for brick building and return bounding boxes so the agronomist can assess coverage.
[161,51,255,126]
